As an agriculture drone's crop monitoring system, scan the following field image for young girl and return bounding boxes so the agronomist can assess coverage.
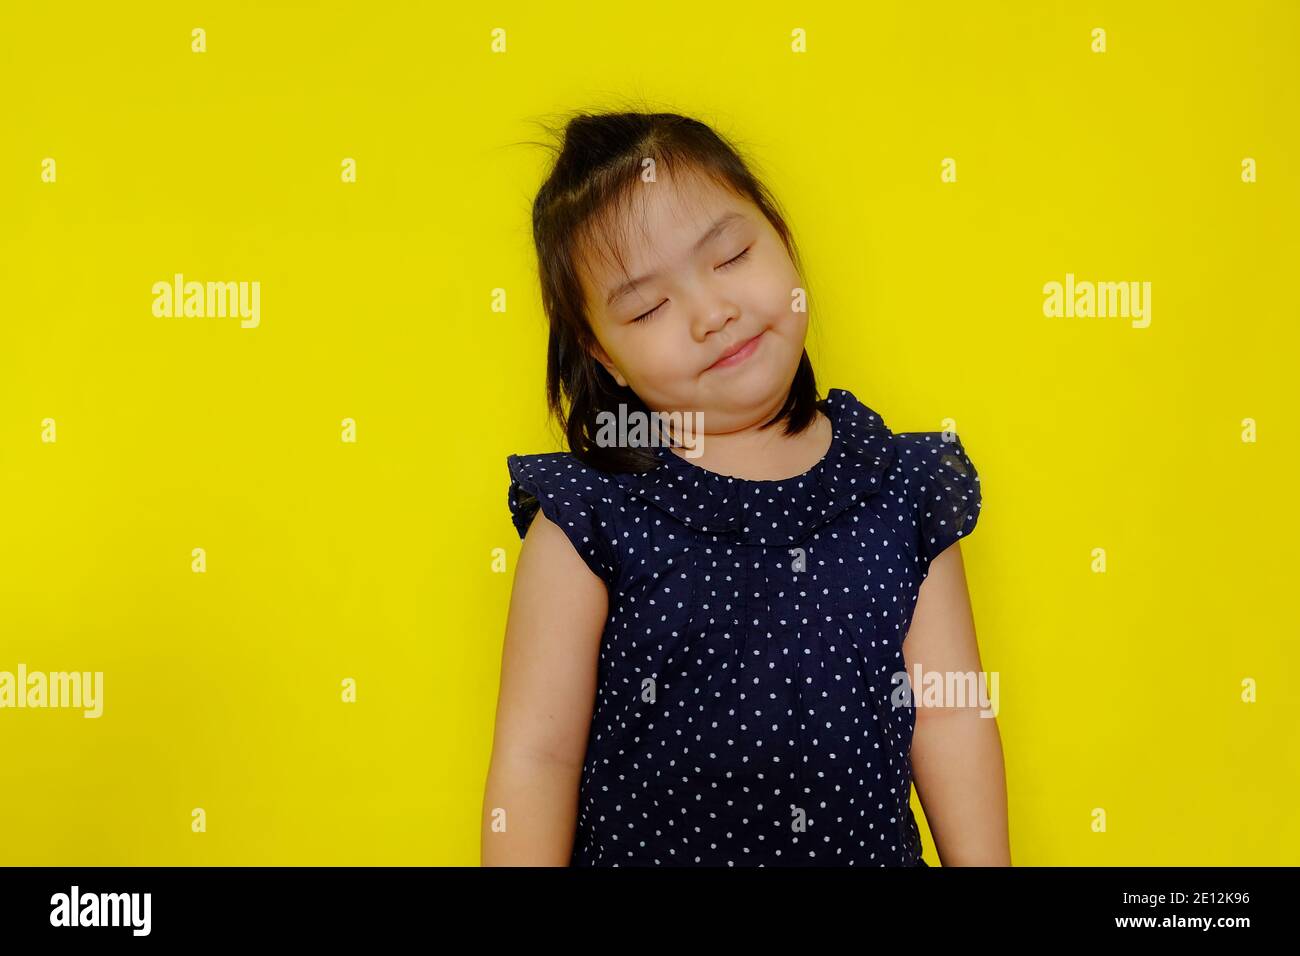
[483,110,1010,867]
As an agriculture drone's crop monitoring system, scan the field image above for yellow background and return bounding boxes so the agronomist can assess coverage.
[1,1,1295,864]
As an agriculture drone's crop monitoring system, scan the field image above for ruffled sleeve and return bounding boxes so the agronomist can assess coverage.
[506,452,620,586]
[894,431,982,577]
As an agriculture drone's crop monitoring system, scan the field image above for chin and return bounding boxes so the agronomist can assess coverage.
[706,361,785,407]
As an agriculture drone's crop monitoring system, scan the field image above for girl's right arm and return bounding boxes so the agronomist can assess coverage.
[481,509,609,865]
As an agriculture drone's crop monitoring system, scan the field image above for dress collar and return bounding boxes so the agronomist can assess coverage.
[611,387,896,546]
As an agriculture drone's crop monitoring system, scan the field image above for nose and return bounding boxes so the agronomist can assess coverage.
[691,292,741,342]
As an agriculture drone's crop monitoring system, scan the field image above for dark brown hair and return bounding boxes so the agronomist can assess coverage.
[529,108,822,473]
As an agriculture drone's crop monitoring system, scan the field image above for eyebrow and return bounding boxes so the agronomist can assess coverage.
[604,211,747,309]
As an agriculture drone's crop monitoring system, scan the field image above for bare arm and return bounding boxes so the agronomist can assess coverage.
[904,542,1012,866]
[481,509,609,865]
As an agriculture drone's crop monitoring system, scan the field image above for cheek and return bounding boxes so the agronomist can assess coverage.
[762,281,808,334]
[771,313,809,358]
[620,327,682,379]
[761,285,810,355]
[752,257,804,318]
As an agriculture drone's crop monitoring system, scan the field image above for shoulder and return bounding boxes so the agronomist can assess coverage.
[506,453,622,523]
[887,430,983,571]
[505,452,622,586]
[890,431,978,482]
[507,450,620,491]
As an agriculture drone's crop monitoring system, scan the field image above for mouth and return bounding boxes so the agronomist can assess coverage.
[704,331,765,372]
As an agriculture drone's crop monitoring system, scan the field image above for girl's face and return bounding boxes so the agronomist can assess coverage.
[578,169,808,433]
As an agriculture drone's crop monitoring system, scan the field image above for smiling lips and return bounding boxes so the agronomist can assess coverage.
[706,331,764,372]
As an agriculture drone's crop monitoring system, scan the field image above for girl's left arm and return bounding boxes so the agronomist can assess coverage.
[904,542,1012,866]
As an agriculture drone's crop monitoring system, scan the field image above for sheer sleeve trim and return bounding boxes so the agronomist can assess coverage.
[892,431,982,577]
[506,452,620,587]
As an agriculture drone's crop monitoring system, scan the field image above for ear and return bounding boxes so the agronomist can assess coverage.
[587,340,628,388]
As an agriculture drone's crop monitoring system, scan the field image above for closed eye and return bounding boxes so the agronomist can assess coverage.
[630,245,753,324]
[631,299,667,324]
[718,245,752,270]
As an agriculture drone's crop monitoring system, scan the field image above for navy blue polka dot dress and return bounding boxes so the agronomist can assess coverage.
[505,388,981,866]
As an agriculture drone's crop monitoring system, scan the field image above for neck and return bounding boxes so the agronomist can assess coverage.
[668,401,831,482]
